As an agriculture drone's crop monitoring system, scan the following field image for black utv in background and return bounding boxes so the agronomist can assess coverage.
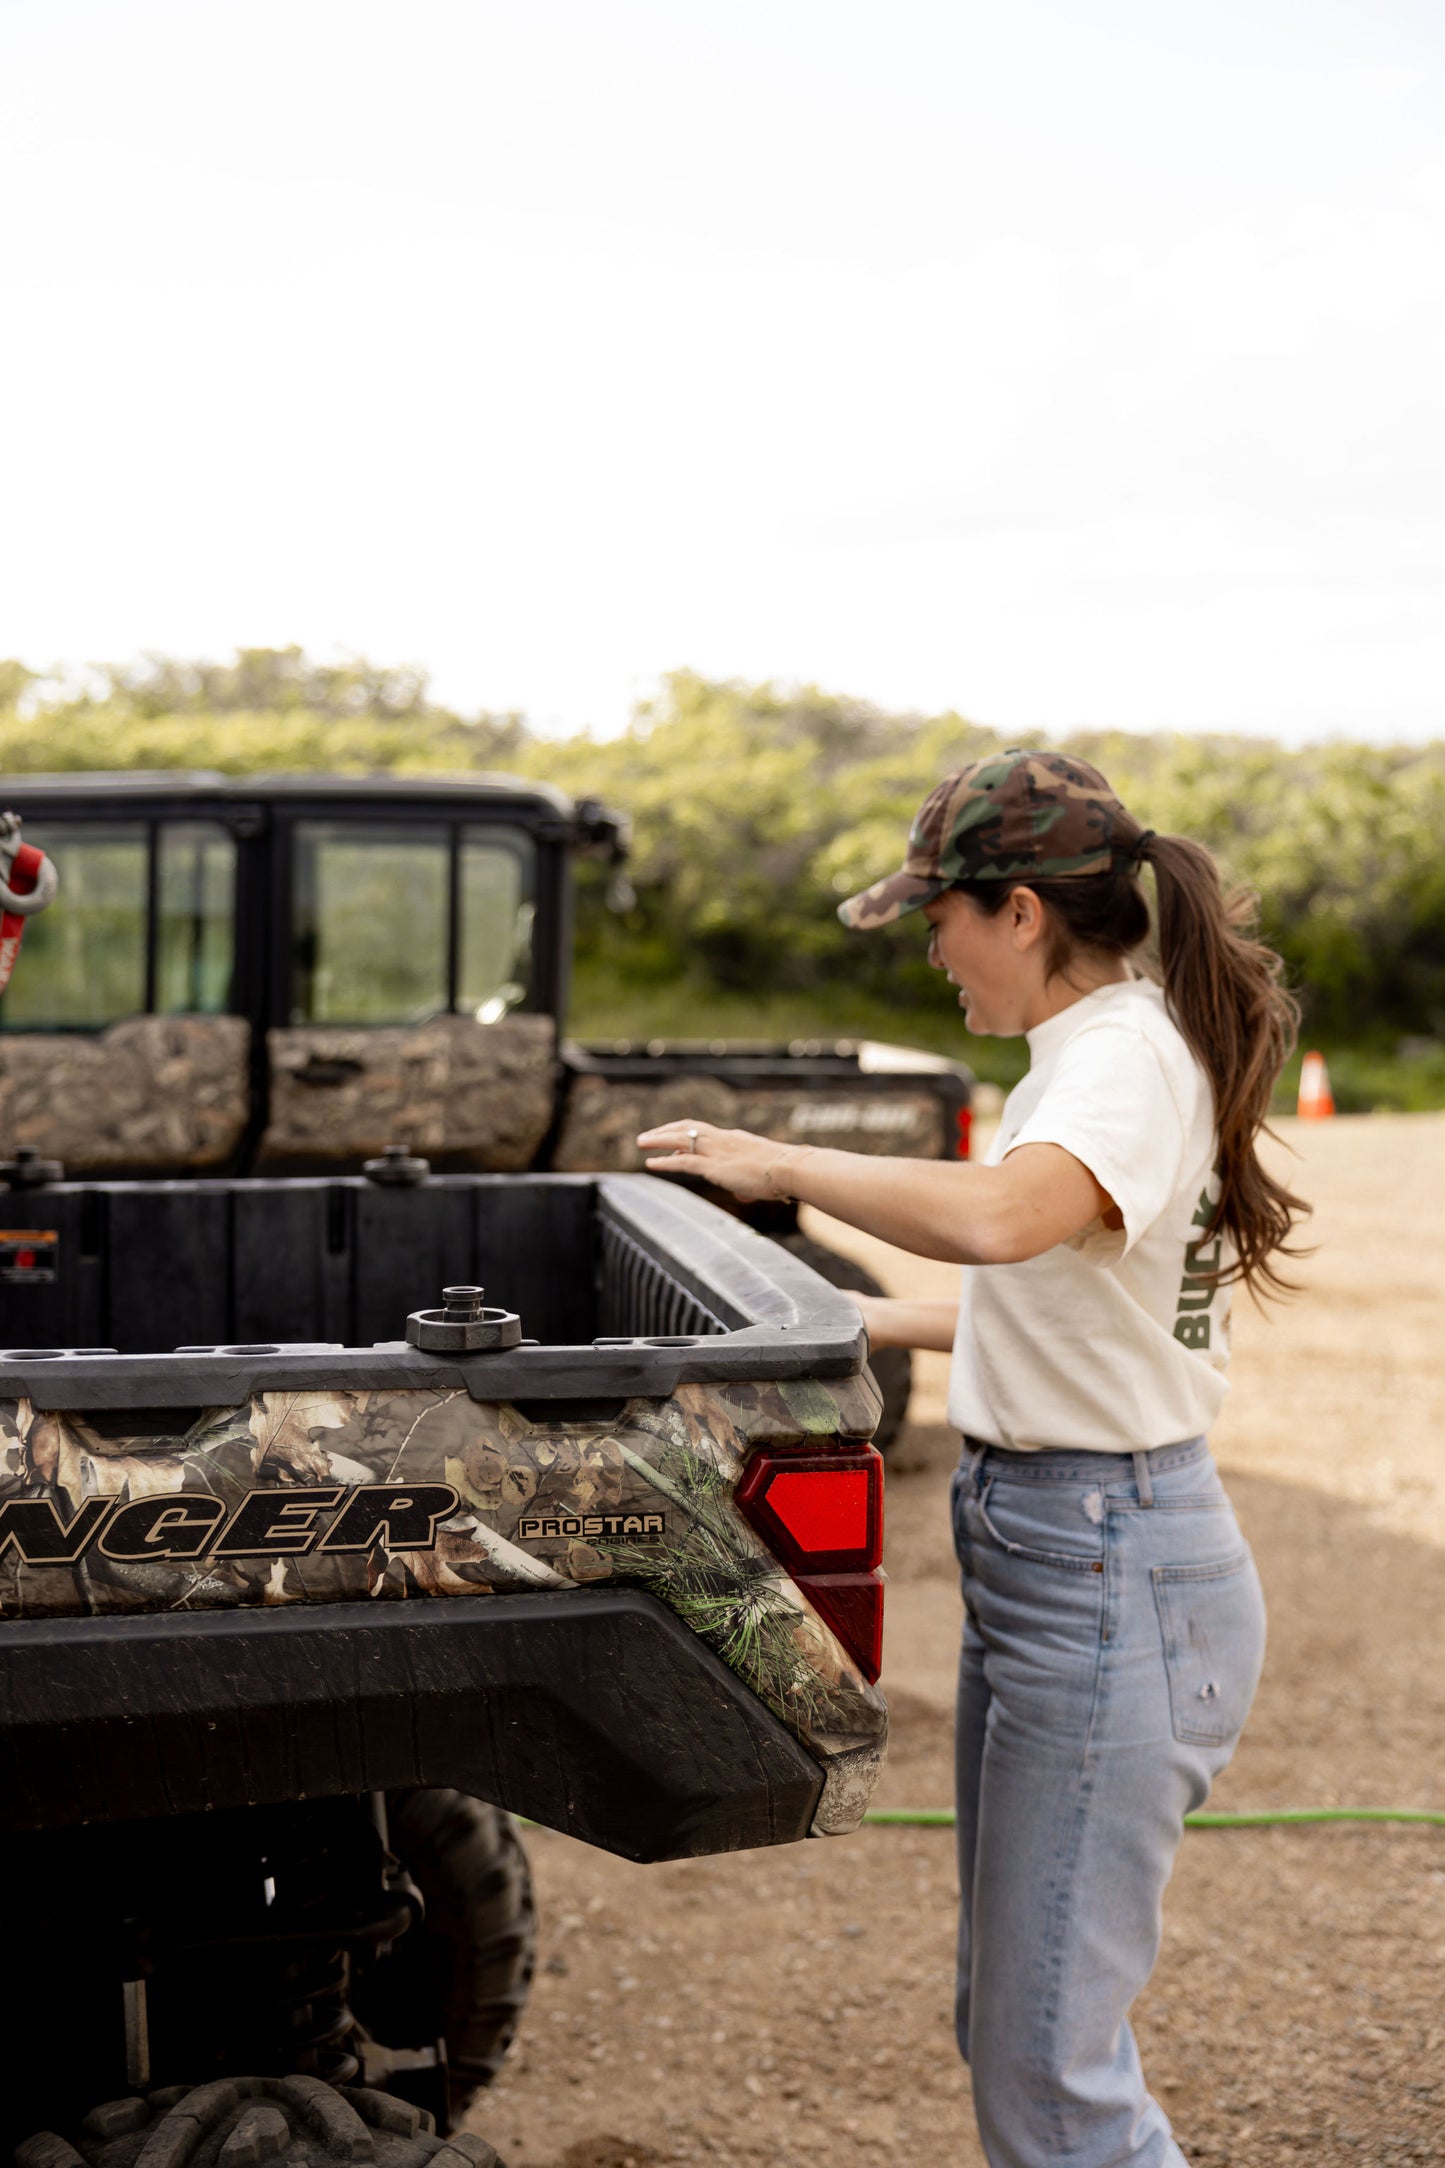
[0,774,973,1445]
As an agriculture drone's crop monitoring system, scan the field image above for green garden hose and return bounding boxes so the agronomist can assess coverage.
[863,1806,1445,1829]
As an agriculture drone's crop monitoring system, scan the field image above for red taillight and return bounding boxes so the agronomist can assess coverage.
[956,1104,973,1161]
[799,1571,884,1686]
[734,1447,883,1575]
[735,1445,885,1682]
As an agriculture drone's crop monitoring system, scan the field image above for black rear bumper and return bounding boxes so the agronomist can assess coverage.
[0,1588,823,1862]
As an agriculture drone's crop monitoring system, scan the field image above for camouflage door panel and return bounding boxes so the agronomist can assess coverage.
[260,1015,557,1170]
[0,1016,250,1173]
[553,1075,946,1171]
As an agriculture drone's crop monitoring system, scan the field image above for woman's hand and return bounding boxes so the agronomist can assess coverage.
[637,1119,806,1202]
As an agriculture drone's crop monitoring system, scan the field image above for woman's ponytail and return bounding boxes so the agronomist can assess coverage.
[957,822,1310,1298]
[1138,829,1309,1297]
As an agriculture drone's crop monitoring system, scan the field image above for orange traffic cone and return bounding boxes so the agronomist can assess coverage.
[1298,1049,1335,1120]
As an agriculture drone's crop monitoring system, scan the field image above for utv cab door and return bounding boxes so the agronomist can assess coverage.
[258,804,556,1171]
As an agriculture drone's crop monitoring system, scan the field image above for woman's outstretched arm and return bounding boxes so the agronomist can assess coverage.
[637,1123,1114,1265]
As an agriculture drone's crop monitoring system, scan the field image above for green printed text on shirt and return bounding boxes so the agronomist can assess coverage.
[1173,1188,1222,1350]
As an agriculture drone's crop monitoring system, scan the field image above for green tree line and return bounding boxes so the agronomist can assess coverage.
[4,651,1443,1077]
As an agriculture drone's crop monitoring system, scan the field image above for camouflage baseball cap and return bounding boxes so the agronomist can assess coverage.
[837,748,1136,928]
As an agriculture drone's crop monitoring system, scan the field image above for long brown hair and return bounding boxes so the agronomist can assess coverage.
[956,829,1310,1298]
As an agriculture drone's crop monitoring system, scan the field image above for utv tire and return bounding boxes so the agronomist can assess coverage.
[16,2075,504,2168]
[355,1793,536,2126]
[777,1235,913,1454]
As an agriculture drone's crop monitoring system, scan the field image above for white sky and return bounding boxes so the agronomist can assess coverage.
[2,0,1443,743]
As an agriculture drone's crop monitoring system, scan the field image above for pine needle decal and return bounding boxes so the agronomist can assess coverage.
[605,1440,830,1733]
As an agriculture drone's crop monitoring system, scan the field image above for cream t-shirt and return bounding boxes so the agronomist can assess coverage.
[946,977,1233,1451]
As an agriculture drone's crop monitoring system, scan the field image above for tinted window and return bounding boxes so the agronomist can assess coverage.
[155,824,237,1014]
[458,827,535,1022]
[290,823,450,1024]
[0,824,148,1027]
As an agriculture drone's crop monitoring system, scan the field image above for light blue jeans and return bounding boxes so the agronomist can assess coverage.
[951,1436,1267,2168]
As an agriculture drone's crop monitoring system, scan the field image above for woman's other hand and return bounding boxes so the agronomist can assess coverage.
[852,1294,958,1353]
[850,1290,895,1345]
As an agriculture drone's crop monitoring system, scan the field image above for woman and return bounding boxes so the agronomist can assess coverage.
[638,747,1307,2168]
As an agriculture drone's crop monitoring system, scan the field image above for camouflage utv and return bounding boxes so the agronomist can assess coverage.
[0,1155,887,2162]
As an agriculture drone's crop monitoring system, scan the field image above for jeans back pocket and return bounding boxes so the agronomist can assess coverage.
[1152,1548,1267,1746]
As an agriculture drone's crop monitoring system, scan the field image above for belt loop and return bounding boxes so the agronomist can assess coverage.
[1132,1448,1155,1507]
[968,1440,988,1492]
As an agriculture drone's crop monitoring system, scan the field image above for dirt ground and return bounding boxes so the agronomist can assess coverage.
[471,1116,1445,2168]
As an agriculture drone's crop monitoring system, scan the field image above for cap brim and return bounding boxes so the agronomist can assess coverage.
[836,871,946,929]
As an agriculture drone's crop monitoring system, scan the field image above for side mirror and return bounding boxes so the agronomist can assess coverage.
[572,798,632,866]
